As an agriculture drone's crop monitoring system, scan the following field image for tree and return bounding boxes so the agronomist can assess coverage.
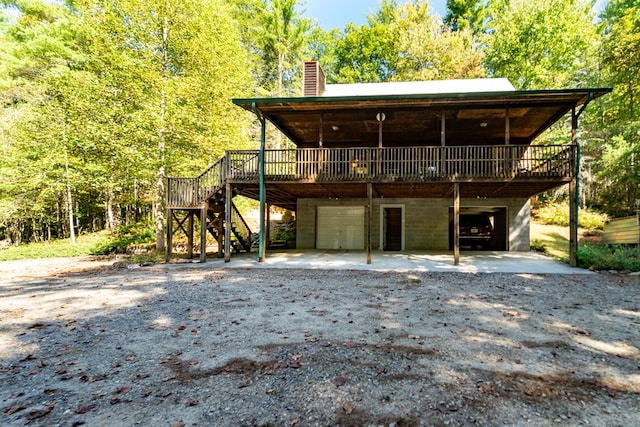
[484,0,598,90]
[392,0,485,81]
[77,0,254,250]
[331,0,399,83]
[444,0,488,34]
[586,3,640,215]
[256,0,311,95]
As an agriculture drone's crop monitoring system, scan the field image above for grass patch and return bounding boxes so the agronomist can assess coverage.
[530,222,571,262]
[0,232,107,262]
[0,222,161,263]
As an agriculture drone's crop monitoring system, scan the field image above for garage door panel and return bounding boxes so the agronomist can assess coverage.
[316,206,364,250]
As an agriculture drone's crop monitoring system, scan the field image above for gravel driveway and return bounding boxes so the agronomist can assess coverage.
[1,257,639,426]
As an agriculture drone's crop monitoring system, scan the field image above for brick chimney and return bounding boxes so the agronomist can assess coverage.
[303,60,326,97]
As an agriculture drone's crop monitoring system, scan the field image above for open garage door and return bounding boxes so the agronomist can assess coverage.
[316,206,365,249]
[449,207,508,251]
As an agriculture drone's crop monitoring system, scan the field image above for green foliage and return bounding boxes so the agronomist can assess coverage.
[529,239,547,254]
[577,244,640,272]
[91,222,155,255]
[445,0,489,34]
[392,0,485,81]
[485,0,598,89]
[534,202,608,231]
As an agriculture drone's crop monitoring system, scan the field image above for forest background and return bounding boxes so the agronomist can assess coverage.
[0,0,638,250]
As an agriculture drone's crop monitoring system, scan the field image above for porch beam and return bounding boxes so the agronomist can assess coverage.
[505,108,510,145]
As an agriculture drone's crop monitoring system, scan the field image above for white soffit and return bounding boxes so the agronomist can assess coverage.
[323,78,516,97]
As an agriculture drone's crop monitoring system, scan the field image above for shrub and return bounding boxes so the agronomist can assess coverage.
[530,239,547,254]
[91,222,155,255]
[534,202,608,231]
[576,244,640,272]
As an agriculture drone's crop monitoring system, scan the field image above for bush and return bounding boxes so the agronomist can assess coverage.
[530,239,547,254]
[576,244,640,272]
[534,202,608,231]
[91,222,155,255]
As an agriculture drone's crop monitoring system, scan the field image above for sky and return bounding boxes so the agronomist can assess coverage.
[302,0,610,30]
[303,0,448,30]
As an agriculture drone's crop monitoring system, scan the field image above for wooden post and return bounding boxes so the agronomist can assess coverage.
[440,113,446,174]
[165,208,172,263]
[570,107,578,267]
[367,182,372,264]
[569,180,578,267]
[187,211,194,260]
[199,204,207,263]
[453,183,460,266]
[224,183,231,263]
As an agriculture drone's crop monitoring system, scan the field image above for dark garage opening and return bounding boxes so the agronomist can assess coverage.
[449,207,508,251]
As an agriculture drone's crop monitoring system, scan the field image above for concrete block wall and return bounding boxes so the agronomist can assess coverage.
[296,197,531,251]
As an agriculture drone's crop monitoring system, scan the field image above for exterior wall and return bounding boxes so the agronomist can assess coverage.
[297,197,531,251]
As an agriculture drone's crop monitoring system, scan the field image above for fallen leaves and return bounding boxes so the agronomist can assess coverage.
[333,374,348,387]
[74,404,96,414]
[26,405,54,420]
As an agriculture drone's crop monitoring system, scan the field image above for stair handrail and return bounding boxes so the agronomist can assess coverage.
[195,155,228,202]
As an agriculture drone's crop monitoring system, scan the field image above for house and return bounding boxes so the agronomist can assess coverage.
[166,61,610,266]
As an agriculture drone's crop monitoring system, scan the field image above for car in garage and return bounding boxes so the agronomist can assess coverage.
[458,214,494,249]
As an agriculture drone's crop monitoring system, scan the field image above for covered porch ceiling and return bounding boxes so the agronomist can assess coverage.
[234,88,611,148]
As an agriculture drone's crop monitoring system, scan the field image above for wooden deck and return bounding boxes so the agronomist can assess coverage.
[167,145,576,210]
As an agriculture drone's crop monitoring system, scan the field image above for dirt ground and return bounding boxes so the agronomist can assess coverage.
[1,256,639,426]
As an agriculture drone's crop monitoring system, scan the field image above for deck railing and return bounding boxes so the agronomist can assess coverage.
[228,144,575,182]
[168,145,575,207]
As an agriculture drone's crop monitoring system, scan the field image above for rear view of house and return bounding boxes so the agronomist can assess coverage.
[166,61,610,266]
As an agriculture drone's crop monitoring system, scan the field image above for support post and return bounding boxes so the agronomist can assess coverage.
[165,208,172,263]
[224,182,231,263]
[187,212,194,260]
[570,107,579,267]
[199,204,207,263]
[569,180,578,267]
[367,182,372,264]
[453,183,460,266]
[253,103,267,263]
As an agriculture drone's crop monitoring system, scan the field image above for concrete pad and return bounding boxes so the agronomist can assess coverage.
[180,250,593,274]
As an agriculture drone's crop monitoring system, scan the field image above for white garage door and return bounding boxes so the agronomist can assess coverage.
[316,206,365,250]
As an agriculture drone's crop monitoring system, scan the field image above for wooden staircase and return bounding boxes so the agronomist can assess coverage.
[165,156,254,262]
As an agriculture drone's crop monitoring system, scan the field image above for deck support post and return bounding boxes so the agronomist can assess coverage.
[165,208,172,263]
[453,182,460,266]
[569,94,593,267]
[224,183,231,263]
[199,203,207,263]
[367,182,372,264]
[187,212,194,260]
[570,107,579,267]
[252,102,267,263]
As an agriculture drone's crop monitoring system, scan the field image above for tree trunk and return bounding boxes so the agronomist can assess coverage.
[64,146,76,245]
[155,14,170,252]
